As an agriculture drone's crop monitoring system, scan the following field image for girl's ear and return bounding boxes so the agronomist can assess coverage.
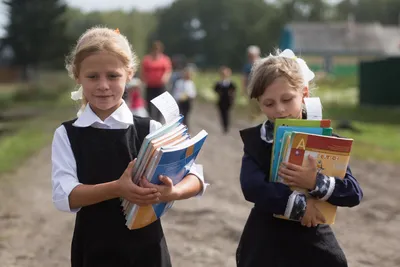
[127,69,134,82]
[302,86,309,103]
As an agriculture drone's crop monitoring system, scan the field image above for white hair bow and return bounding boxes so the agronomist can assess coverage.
[71,86,83,101]
[274,49,315,86]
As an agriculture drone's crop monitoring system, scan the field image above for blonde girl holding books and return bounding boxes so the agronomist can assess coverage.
[51,27,206,267]
[237,49,363,267]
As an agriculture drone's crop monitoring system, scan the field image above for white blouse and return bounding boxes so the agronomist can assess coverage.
[51,102,207,213]
[172,79,197,101]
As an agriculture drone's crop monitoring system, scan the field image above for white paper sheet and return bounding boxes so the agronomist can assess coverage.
[150,92,180,124]
[304,97,322,120]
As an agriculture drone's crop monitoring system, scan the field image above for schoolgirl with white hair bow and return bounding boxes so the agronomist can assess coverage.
[237,49,363,267]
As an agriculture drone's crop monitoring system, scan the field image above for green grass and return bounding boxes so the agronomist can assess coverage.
[194,71,400,163]
[324,105,400,163]
[0,92,75,174]
[0,70,77,175]
[0,121,50,173]
[333,122,400,163]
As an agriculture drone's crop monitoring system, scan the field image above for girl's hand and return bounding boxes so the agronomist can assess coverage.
[140,175,180,203]
[301,198,326,227]
[116,159,161,206]
[278,155,318,190]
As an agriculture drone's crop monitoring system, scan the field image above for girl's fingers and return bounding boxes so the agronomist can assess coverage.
[279,167,298,178]
[140,177,151,187]
[282,162,302,171]
[307,155,317,167]
[127,193,160,204]
[124,160,135,176]
[131,185,157,195]
[160,175,173,187]
[278,171,295,182]
[311,217,319,227]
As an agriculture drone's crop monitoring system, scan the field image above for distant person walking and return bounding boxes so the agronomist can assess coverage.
[214,66,236,134]
[141,41,172,121]
[172,67,197,128]
[242,45,261,121]
[242,45,260,95]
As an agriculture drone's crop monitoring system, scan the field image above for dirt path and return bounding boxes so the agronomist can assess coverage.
[0,101,399,267]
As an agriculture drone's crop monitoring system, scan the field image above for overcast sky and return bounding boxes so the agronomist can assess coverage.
[0,0,175,37]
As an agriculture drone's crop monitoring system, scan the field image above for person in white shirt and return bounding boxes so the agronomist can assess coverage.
[53,27,206,267]
[172,67,197,128]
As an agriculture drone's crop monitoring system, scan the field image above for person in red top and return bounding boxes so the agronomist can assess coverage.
[126,78,148,118]
[141,41,172,121]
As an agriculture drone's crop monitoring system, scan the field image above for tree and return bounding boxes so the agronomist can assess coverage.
[154,0,280,69]
[2,0,69,80]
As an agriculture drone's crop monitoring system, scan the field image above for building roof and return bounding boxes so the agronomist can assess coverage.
[286,21,400,56]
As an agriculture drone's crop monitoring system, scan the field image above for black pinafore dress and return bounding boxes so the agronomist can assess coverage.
[236,125,348,267]
[63,116,171,267]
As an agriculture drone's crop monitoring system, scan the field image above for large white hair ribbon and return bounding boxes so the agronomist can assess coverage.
[276,49,315,87]
[276,49,321,120]
[71,86,83,101]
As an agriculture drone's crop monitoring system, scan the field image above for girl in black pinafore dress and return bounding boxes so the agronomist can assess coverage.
[51,27,205,267]
[236,49,363,267]
[214,66,236,134]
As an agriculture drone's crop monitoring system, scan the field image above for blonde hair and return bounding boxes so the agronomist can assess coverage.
[247,49,313,99]
[65,26,138,112]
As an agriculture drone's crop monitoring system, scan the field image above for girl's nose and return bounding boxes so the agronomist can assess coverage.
[97,76,110,90]
[276,104,285,114]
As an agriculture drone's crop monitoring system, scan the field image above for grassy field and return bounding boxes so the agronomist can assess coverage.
[0,92,76,174]
[193,71,400,163]
[0,72,76,174]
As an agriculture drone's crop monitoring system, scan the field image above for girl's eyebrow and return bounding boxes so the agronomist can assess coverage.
[263,98,274,103]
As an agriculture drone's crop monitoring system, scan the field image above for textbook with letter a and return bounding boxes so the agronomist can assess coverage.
[274,131,353,224]
[269,118,332,182]
[270,98,353,224]
[121,92,208,230]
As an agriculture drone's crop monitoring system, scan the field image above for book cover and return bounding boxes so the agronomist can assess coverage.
[271,125,333,182]
[131,115,184,183]
[121,91,208,230]
[276,132,353,224]
[127,130,208,229]
[124,126,189,221]
[270,119,331,180]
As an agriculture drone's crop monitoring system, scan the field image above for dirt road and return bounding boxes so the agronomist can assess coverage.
[1,101,399,267]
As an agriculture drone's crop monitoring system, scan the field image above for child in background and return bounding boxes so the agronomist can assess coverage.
[126,78,149,117]
[172,67,196,128]
[52,27,207,267]
[214,66,236,134]
[236,49,363,267]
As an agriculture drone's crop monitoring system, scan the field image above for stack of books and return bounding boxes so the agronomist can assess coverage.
[270,118,353,224]
[121,92,208,230]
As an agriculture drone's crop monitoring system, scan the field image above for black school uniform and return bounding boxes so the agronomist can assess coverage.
[236,122,363,267]
[62,116,171,267]
[214,80,236,133]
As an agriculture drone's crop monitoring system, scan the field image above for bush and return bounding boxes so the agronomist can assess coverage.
[0,92,15,110]
[13,80,71,102]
